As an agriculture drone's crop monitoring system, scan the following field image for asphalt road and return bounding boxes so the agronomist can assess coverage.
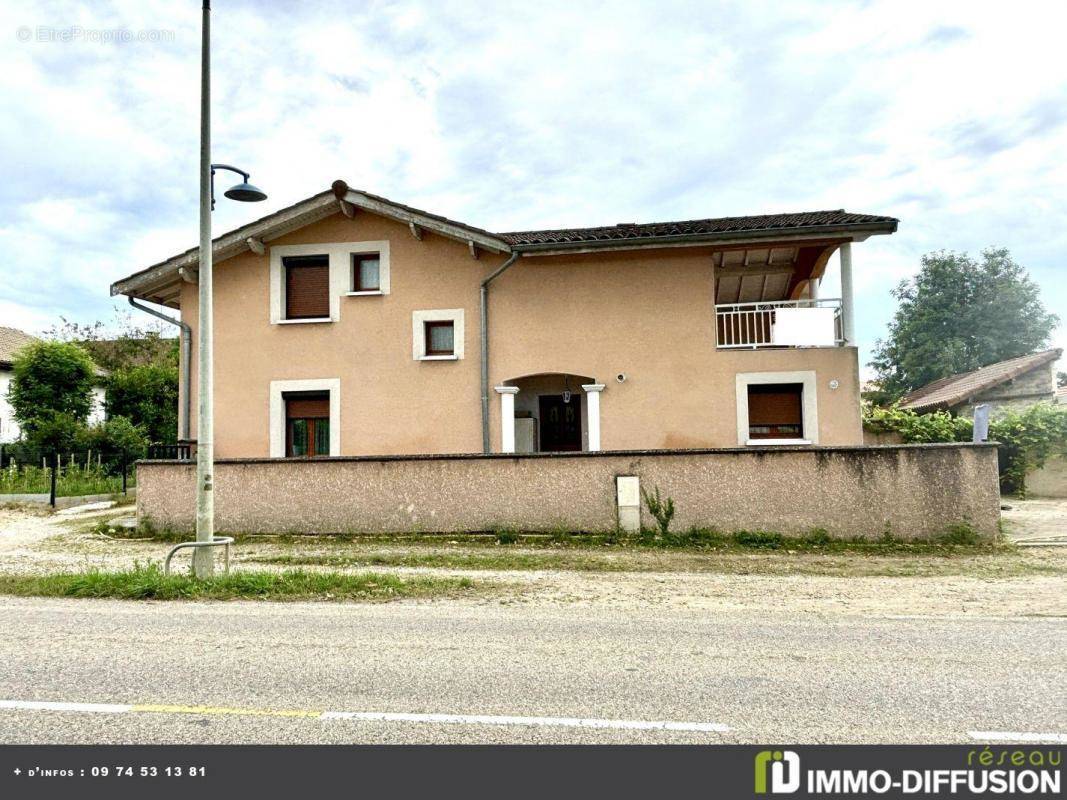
[0,597,1063,744]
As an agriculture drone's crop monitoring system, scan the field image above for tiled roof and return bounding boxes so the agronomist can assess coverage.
[899,349,1063,412]
[499,210,898,247]
[112,181,899,304]
[0,326,39,367]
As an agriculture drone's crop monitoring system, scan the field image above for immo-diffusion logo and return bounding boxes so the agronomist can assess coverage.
[755,750,801,794]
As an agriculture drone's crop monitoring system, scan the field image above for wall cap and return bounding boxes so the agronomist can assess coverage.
[139,441,999,467]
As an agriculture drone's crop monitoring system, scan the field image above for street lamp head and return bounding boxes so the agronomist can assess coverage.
[223,181,268,202]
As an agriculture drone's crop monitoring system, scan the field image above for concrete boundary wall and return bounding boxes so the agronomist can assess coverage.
[136,444,1000,539]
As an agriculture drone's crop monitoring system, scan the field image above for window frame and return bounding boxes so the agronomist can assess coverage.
[734,370,819,446]
[746,383,804,441]
[282,254,331,321]
[269,378,341,457]
[424,320,455,357]
[411,309,465,361]
[283,391,332,458]
[350,252,382,294]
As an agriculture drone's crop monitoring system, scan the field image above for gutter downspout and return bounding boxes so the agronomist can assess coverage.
[480,252,521,453]
[128,296,192,441]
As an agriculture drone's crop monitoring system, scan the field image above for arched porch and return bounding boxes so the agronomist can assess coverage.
[495,373,605,453]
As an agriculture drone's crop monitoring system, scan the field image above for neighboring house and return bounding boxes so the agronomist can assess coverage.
[111,181,897,458]
[0,326,107,443]
[899,349,1063,418]
[1056,385,1067,405]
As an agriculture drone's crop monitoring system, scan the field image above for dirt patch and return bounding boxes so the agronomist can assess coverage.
[0,508,1064,618]
[1001,497,1067,543]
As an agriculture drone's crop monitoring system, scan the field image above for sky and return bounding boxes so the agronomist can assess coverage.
[1,0,1065,378]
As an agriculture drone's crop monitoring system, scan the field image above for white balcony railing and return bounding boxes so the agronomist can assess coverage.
[715,298,844,349]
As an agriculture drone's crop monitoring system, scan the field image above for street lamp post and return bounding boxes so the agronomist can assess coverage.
[194,0,266,578]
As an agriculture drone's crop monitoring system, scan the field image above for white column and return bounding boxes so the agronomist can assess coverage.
[582,383,605,452]
[839,241,855,346]
[495,386,519,454]
[809,276,819,300]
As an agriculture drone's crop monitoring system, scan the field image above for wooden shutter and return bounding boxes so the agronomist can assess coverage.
[286,393,330,419]
[748,385,802,426]
[284,256,329,319]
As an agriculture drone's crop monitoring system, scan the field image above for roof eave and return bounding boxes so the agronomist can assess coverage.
[509,220,899,256]
[110,192,340,303]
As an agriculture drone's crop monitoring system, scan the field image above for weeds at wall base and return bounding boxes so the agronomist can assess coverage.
[108,523,1002,554]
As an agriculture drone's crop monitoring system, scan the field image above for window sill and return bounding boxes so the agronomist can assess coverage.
[345,290,384,297]
[745,438,812,446]
[277,317,332,325]
[419,355,459,361]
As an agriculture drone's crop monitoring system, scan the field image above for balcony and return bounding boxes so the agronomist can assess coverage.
[715,298,844,349]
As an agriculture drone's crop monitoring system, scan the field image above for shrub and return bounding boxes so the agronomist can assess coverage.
[939,523,981,546]
[106,363,179,443]
[495,530,518,545]
[732,530,783,549]
[863,401,1067,497]
[801,528,832,547]
[641,485,675,537]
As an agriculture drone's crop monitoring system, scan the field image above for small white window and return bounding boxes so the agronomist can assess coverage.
[412,309,464,361]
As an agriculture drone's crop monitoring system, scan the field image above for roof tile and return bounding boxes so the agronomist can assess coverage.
[499,210,897,246]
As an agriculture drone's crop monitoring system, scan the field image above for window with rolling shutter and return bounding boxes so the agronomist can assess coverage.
[747,383,803,439]
[284,255,330,319]
[284,391,330,457]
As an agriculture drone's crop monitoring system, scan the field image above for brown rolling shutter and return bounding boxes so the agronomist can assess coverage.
[286,393,330,419]
[284,255,329,319]
[748,389,802,426]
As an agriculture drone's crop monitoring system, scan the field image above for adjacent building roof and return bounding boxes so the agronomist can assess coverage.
[0,326,39,369]
[110,180,898,307]
[899,349,1063,412]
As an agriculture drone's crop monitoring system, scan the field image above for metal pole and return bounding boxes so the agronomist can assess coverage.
[49,451,57,508]
[194,0,215,577]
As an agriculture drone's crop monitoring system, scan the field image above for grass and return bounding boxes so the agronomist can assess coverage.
[248,551,622,573]
[0,563,477,602]
[0,463,134,497]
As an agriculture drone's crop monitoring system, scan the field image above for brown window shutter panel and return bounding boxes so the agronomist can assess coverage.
[285,257,330,318]
[748,389,802,426]
[286,394,330,419]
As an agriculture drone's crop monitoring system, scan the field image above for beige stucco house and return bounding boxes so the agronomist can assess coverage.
[112,182,897,459]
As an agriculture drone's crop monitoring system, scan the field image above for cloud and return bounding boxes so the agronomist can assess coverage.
[0,0,1064,372]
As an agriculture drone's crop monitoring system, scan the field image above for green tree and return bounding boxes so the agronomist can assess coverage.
[8,341,96,445]
[106,363,179,443]
[871,248,1058,399]
[1058,371,1066,388]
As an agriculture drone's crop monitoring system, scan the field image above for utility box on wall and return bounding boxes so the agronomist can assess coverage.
[616,475,641,533]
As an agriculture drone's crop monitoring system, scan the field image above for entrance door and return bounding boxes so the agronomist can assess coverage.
[538,394,582,452]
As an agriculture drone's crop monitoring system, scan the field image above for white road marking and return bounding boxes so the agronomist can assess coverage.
[0,698,729,733]
[322,710,730,733]
[0,700,132,714]
[969,731,1067,744]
